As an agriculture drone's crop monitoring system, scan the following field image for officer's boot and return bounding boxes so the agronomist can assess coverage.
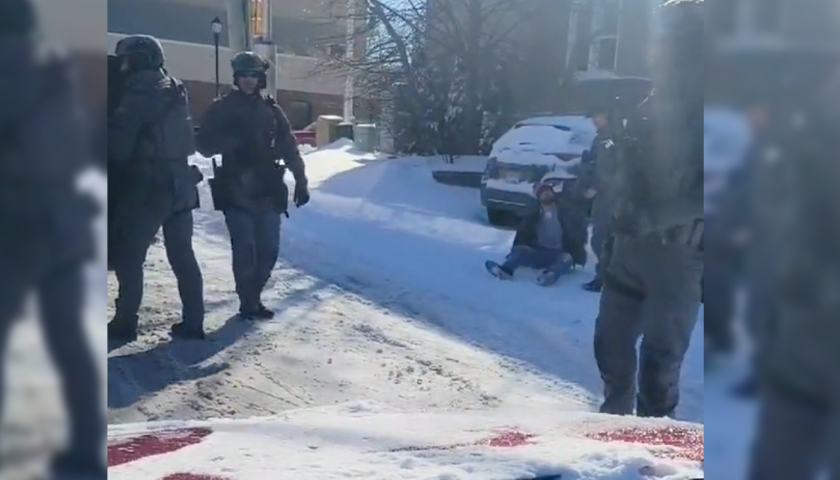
[583,276,603,292]
[171,321,206,340]
[255,302,275,319]
[108,314,138,342]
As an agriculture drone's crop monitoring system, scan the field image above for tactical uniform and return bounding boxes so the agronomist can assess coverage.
[0,0,104,474]
[734,50,840,480]
[578,111,619,292]
[592,0,704,418]
[196,52,309,319]
[108,35,206,341]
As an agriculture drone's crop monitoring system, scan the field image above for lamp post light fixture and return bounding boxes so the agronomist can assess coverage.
[211,16,223,97]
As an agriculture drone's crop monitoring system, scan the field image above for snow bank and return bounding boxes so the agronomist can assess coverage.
[298,143,316,155]
[108,403,703,480]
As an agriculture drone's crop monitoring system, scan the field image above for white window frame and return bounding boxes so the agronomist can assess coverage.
[586,0,620,75]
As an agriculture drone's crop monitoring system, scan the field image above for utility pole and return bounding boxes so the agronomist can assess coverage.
[343,0,356,121]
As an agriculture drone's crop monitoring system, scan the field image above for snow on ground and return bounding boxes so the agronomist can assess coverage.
[108,142,592,425]
[109,402,704,480]
[251,141,704,421]
[104,140,709,478]
[703,357,758,479]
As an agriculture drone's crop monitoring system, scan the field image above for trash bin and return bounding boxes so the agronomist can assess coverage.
[336,122,354,141]
[315,115,342,147]
[354,124,377,152]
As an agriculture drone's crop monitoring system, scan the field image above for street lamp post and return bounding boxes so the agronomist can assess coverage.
[211,17,223,97]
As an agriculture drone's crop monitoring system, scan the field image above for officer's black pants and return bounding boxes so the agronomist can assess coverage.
[113,209,204,329]
[223,208,281,313]
[0,264,104,465]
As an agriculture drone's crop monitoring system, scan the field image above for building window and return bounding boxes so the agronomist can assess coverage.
[328,43,347,58]
[575,44,591,72]
[288,100,312,130]
[596,37,617,70]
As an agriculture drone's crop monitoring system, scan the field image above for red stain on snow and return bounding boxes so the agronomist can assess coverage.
[108,423,701,480]
[585,426,704,462]
[108,427,233,479]
[391,425,703,465]
[484,430,536,447]
[391,429,536,452]
[162,474,230,480]
[108,427,214,467]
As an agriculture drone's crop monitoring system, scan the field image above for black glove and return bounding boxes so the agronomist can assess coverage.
[294,179,309,207]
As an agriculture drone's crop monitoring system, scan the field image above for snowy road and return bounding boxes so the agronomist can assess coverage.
[107,233,588,423]
[106,142,703,425]
[107,143,601,424]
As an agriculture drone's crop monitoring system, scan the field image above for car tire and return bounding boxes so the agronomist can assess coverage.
[486,207,505,226]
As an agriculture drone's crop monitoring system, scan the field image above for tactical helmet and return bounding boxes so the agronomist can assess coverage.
[115,34,165,70]
[231,51,269,75]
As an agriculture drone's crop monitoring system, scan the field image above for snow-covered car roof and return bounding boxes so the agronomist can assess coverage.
[514,115,597,132]
[490,122,593,165]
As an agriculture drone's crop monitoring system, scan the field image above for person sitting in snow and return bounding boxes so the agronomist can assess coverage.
[485,178,588,285]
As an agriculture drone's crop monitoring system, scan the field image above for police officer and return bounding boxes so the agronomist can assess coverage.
[732,49,840,479]
[196,51,309,320]
[108,35,206,341]
[592,0,704,418]
[579,106,615,292]
[0,0,105,475]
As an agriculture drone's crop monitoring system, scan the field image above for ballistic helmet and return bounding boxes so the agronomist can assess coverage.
[115,34,165,70]
[231,51,269,75]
